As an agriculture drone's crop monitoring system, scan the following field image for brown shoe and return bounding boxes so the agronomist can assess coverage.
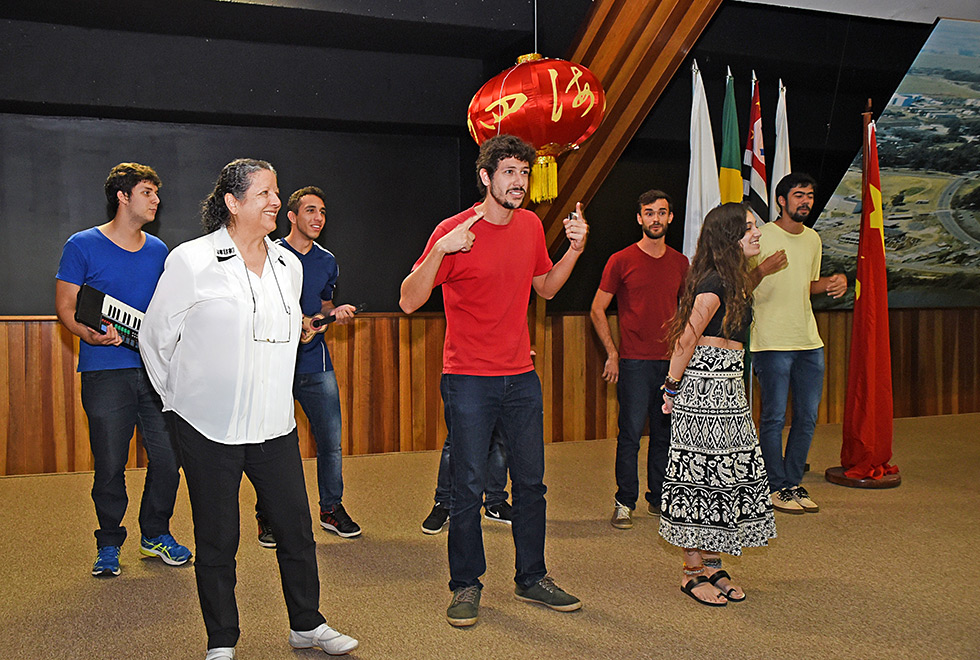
[789,486,819,513]
[611,501,633,529]
[771,489,804,514]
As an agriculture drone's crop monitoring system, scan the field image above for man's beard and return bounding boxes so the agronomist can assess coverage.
[643,224,666,240]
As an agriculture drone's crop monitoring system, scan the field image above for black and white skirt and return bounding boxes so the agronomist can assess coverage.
[659,345,776,555]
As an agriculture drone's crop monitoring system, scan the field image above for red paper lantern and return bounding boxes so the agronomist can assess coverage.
[467,53,606,202]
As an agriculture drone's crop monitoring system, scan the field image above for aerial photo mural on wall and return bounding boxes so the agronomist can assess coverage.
[815,18,980,309]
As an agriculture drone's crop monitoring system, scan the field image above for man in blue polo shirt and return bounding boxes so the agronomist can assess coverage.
[257,186,360,543]
[55,162,191,577]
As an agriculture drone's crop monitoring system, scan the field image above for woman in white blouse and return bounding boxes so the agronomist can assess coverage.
[141,159,357,659]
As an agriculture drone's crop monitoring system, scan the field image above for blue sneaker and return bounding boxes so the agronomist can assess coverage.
[92,545,121,577]
[140,533,192,566]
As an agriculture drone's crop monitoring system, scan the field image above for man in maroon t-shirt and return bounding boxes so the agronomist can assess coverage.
[590,190,689,530]
[400,135,587,628]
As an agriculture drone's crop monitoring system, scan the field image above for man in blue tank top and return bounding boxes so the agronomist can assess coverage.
[55,163,190,577]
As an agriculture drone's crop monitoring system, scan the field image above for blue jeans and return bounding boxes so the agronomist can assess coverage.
[615,359,671,509]
[434,423,508,508]
[441,371,547,591]
[80,368,180,548]
[752,348,825,491]
[293,370,344,510]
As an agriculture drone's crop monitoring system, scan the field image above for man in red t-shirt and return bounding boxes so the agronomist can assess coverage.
[590,190,689,530]
[400,135,587,628]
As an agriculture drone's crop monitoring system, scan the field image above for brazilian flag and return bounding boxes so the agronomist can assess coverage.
[719,68,742,204]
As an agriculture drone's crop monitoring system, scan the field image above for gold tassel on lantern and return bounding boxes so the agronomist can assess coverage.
[530,155,558,203]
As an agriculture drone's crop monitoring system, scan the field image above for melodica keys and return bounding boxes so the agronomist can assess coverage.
[74,284,144,352]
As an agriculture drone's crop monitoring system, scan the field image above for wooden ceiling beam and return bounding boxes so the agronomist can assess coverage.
[531,0,723,251]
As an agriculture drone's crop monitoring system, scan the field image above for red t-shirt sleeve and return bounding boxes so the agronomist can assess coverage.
[598,251,622,295]
[412,216,464,286]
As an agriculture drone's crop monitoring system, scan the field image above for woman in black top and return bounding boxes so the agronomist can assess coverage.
[658,202,776,607]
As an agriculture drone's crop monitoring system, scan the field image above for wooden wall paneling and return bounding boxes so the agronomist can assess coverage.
[828,310,851,425]
[419,315,447,451]
[548,317,564,443]
[409,317,427,450]
[920,310,939,417]
[350,316,401,455]
[561,315,587,442]
[350,317,371,456]
[889,309,910,419]
[68,335,91,472]
[968,309,980,412]
[6,322,27,474]
[541,315,554,444]
[377,317,401,454]
[605,316,619,440]
[0,322,8,475]
[44,321,68,472]
[583,314,601,440]
[942,308,959,414]
[4,309,980,475]
[397,316,413,452]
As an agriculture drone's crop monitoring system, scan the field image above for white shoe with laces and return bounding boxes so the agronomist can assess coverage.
[204,648,235,660]
[289,623,358,655]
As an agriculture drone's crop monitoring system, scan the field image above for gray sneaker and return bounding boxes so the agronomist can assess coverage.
[514,576,582,612]
[611,501,633,529]
[446,585,481,627]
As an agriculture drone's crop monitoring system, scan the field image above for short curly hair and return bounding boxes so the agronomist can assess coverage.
[475,135,536,197]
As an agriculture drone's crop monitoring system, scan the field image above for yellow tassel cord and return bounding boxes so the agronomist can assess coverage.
[530,155,558,203]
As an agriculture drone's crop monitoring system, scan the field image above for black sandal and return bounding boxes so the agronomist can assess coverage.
[707,570,746,602]
[681,575,727,607]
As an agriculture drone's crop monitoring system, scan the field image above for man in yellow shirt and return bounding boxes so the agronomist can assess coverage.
[751,173,846,514]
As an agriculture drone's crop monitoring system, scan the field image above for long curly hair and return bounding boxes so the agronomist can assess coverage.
[666,202,753,349]
[200,158,275,233]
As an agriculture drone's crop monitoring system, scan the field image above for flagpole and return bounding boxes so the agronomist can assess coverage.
[861,98,872,198]
[826,97,901,489]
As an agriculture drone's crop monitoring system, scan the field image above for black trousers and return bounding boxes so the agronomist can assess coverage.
[171,414,325,649]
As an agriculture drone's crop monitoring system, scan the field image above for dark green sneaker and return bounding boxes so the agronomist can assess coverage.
[515,576,582,612]
[446,585,481,627]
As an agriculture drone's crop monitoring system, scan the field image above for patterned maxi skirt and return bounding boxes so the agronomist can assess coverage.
[659,345,776,555]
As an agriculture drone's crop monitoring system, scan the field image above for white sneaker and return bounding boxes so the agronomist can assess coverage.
[204,648,235,660]
[289,623,358,655]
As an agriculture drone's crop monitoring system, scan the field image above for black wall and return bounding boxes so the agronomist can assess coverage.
[0,2,932,314]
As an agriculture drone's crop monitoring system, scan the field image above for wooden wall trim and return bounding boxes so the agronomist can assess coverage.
[3,308,978,476]
[530,0,724,251]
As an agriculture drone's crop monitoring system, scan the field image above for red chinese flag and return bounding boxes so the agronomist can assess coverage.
[841,120,899,480]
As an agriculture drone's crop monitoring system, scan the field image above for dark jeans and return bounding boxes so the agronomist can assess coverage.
[752,348,825,491]
[614,359,671,509]
[441,371,547,591]
[80,367,180,548]
[171,415,325,649]
[294,370,344,510]
[434,422,508,508]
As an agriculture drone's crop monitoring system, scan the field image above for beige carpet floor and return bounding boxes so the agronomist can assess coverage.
[1,414,978,660]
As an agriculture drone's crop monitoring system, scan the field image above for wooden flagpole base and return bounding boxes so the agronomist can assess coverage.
[825,466,901,489]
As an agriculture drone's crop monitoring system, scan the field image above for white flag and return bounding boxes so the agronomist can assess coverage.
[684,60,721,260]
[770,79,791,222]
